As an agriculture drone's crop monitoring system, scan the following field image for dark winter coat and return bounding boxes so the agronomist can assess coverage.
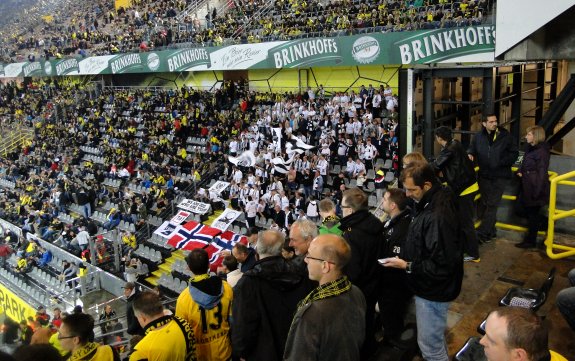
[401,184,464,302]
[468,126,519,179]
[232,256,310,361]
[434,139,477,195]
[340,209,384,302]
[283,284,366,361]
[518,142,550,207]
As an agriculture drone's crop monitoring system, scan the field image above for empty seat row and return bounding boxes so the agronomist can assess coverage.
[80,145,102,155]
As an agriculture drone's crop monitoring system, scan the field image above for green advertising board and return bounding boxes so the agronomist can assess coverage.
[0,25,495,78]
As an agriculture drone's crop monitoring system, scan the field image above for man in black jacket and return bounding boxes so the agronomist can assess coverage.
[433,126,480,262]
[340,187,384,358]
[377,188,412,343]
[383,163,463,361]
[123,282,144,336]
[232,229,309,361]
[468,115,518,243]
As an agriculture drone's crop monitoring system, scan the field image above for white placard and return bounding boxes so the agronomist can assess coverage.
[211,208,242,231]
[154,221,180,239]
[171,210,191,224]
[209,181,230,194]
[177,199,211,214]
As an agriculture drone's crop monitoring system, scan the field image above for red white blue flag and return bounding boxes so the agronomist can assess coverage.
[167,221,221,250]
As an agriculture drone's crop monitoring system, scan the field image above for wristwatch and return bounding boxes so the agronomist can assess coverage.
[405,262,413,274]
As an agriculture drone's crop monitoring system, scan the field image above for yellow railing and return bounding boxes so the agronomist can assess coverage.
[544,170,575,259]
[0,127,34,157]
[474,168,561,240]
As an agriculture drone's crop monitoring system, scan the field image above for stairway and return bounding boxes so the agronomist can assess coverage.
[0,125,35,157]
[144,209,223,286]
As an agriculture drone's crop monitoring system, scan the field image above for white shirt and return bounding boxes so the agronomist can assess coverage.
[245,200,258,218]
[229,140,238,153]
[76,230,90,246]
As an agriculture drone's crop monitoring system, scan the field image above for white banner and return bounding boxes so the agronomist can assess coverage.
[154,221,180,239]
[177,199,211,214]
[211,208,242,231]
[209,181,230,194]
[171,210,191,224]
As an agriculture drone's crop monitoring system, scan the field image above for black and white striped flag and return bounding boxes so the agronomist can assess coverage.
[272,156,295,174]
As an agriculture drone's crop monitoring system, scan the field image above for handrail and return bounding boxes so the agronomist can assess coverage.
[544,170,575,259]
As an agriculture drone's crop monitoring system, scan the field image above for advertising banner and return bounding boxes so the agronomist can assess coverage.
[0,283,36,323]
[0,25,495,78]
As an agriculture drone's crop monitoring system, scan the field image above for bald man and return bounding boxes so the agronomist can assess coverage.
[284,235,366,361]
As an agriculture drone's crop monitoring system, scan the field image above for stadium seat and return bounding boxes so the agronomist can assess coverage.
[453,337,486,361]
[499,267,556,311]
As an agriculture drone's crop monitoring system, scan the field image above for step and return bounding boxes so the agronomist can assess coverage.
[158,263,172,273]
[145,276,159,286]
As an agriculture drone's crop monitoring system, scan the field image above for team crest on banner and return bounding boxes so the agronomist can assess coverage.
[154,221,180,239]
[211,208,242,231]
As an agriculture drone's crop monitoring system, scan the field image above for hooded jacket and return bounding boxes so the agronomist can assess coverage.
[232,256,310,361]
[175,276,233,361]
[340,209,385,301]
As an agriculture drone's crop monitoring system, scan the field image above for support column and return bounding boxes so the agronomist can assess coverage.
[399,69,415,158]
[461,77,471,147]
[422,71,435,158]
[482,67,495,117]
[511,64,523,140]
[535,63,545,122]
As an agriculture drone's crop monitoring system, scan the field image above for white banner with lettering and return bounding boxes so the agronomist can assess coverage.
[177,199,211,214]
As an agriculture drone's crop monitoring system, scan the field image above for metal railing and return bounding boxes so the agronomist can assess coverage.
[544,170,575,259]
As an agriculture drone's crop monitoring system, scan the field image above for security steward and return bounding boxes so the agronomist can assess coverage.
[130,291,197,361]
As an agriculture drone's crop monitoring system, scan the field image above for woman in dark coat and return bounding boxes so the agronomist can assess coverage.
[515,125,550,248]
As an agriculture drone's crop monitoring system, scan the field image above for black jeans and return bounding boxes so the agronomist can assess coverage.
[477,177,507,239]
[457,192,480,258]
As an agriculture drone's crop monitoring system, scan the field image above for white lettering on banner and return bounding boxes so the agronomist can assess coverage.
[208,181,230,194]
[167,49,209,71]
[171,210,191,224]
[56,59,78,75]
[220,47,263,69]
[273,39,338,68]
[398,25,495,64]
[154,221,180,239]
[110,54,142,74]
[177,199,211,214]
[211,209,242,231]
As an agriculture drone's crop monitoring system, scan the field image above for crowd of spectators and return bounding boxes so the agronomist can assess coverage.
[0,77,404,359]
[0,78,400,281]
[1,0,492,63]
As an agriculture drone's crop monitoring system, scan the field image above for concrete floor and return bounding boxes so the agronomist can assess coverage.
[373,229,575,360]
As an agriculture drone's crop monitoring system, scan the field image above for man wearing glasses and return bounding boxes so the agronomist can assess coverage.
[284,234,366,361]
[58,313,120,361]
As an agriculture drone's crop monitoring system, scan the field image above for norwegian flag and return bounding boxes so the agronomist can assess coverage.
[167,221,221,250]
[208,231,249,272]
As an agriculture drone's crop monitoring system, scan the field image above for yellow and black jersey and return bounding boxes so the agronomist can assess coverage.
[130,315,196,361]
[175,277,233,361]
